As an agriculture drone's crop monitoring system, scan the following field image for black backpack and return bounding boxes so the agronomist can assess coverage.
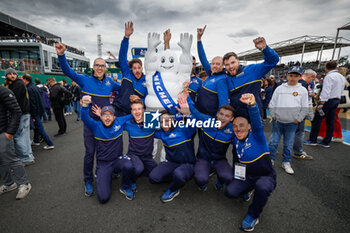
[59,86,73,105]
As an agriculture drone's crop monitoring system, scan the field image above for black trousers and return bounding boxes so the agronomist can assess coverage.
[52,105,66,134]
[309,98,340,144]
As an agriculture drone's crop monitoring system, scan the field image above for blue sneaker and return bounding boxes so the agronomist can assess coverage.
[318,141,330,148]
[84,181,93,197]
[242,190,254,202]
[130,183,137,193]
[198,184,207,192]
[160,189,180,203]
[214,179,223,190]
[241,214,259,232]
[304,139,317,146]
[120,187,135,200]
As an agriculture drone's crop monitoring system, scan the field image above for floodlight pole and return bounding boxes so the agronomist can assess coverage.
[97,34,102,57]
[301,42,306,65]
[318,44,324,70]
[332,29,340,60]
[337,43,342,63]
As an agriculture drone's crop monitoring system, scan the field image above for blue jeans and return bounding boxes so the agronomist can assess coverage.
[42,107,52,121]
[293,120,305,156]
[0,133,29,186]
[72,101,81,119]
[268,121,298,162]
[64,104,72,113]
[13,114,34,163]
[33,116,54,146]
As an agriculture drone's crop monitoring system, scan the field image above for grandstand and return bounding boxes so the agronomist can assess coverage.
[237,33,350,77]
[0,11,89,76]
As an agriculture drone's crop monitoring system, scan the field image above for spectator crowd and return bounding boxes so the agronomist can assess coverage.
[1,22,349,232]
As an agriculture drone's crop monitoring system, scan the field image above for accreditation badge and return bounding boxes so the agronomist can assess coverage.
[234,163,246,181]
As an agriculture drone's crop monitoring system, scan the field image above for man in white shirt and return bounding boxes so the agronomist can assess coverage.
[305,61,346,147]
[293,69,317,160]
[268,66,309,174]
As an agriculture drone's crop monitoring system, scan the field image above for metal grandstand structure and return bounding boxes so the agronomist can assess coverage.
[332,22,350,59]
[0,11,61,40]
[237,35,350,64]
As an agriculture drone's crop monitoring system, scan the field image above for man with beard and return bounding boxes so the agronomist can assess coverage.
[224,37,279,118]
[176,94,235,191]
[113,22,147,116]
[5,68,35,165]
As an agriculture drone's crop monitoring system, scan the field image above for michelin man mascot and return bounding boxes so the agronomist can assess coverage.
[144,32,193,113]
[144,32,193,162]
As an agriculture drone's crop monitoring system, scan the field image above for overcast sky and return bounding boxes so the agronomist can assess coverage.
[2,0,350,65]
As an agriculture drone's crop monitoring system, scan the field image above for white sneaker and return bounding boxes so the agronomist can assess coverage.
[317,136,324,140]
[331,137,344,143]
[43,145,55,150]
[16,183,32,199]
[31,141,40,146]
[0,183,18,195]
[282,162,294,175]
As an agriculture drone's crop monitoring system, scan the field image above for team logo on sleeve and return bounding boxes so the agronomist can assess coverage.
[144,110,161,129]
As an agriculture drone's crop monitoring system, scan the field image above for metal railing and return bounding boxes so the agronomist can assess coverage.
[0,58,44,73]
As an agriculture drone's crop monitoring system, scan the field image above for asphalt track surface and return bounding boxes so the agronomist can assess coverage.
[1,115,350,233]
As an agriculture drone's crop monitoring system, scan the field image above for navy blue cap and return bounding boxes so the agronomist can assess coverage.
[287,66,303,75]
[101,106,115,115]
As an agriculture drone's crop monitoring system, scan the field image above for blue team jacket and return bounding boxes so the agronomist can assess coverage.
[124,119,155,157]
[196,41,229,117]
[189,105,235,161]
[232,105,276,178]
[58,54,120,121]
[113,37,147,115]
[155,125,196,164]
[81,107,132,161]
[226,46,279,118]
[188,75,203,103]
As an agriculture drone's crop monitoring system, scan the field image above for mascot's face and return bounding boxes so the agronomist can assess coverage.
[157,50,178,73]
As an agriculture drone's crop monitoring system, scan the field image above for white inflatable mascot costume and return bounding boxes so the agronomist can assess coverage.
[144,32,193,112]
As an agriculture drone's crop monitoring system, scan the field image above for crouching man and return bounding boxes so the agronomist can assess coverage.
[225,93,276,232]
[81,95,134,203]
[148,110,196,203]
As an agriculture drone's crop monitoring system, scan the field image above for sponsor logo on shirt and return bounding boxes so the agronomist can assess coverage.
[169,133,177,138]
[106,80,111,86]
[236,72,245,78]
[224,128,233,134]
[293,92,299,96]
[114,125,121,132]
